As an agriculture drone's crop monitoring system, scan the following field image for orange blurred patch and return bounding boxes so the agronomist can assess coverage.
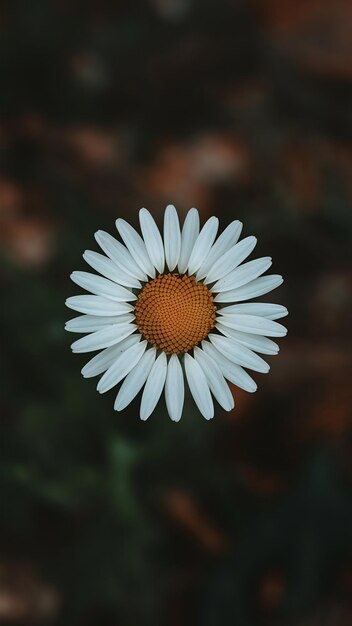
[277,141,322,214]
[144,133,249,208]
[250,0,352,80]
[236,463,285,496]
[66,127,121,168]
[163,490,229,554]
[1,216,57,268]
[0,559,60,623]
[0,178,23,221]
[225,385,255,421]
[306,382,352,440]
[258,569,286,611]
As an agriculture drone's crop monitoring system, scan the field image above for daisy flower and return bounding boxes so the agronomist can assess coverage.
[65,205,288,421]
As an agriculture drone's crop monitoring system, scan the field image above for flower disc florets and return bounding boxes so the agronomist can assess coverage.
[135,273,216,354]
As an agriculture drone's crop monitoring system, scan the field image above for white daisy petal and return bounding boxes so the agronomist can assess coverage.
[70,271,136,302]
[215,313,287,338]
[164,204,181,271]
[265,307,289,321]
[114,348,156,411]
[65,313,135,333]
[201,340,257,393]
[115,218,156,278]
[178,208,200,274]
[94,230,148,281]
[217,303,288,320]
[165,354,185,422]
[196,220,243,280]
[83,250,141,289]
[65,295,134,316]
[97,339,147,394]
[203,236,257,285]
[209,333,270,373]
[216,322,279,355]
[194,347,234,411]
[211,257,272,293]
[184,353,214,420]
[81,335,140,378]
[71,323,136,354]
[187,217,219,275]
[140,352,168,420]
[139,208,165,274]
[214,275,283,303]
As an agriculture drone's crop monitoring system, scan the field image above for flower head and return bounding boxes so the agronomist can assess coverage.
[65,205,288,421]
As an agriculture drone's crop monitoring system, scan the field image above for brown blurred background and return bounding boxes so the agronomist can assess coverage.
[1,1,352,625]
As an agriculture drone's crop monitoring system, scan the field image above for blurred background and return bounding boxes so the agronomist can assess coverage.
[1,1,352,625]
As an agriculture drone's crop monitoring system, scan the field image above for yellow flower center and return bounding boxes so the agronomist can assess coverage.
[135,273,216,354]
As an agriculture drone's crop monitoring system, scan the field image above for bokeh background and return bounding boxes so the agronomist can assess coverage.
[1,1,352,625]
